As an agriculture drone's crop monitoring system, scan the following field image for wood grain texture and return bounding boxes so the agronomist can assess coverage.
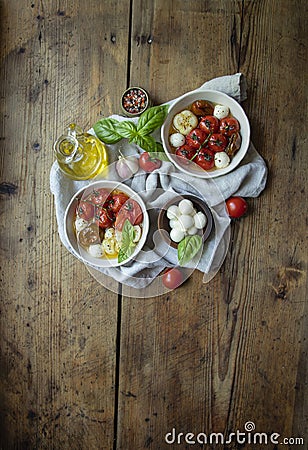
[0,0,307,449]
[0,1,130,448]
[117,0,308,449]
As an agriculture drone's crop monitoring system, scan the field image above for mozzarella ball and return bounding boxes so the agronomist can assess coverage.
[187,226,198,236]
[214,152,230,169]
[213,104,230,119]
[75,218,89,232]
[194,212,207,229]
[88,244,104,257]
[170,228,185,243]
[133,225,142,243]
[178,199,194,215]
[167,204,180,219]
[178,214,194,230]
[169,132,185,148]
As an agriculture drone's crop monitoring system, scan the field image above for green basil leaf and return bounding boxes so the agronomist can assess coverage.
[116,121,138,140]
[148,151,169,162]
[132,134,156,152]
[178,235,203,267]
[118,219,136,263]
[93,118,123,144]
[136,105,169,136]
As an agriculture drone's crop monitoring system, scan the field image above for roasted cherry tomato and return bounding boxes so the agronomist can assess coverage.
[199,115,220,134]
[175,145,196,163]
[77,201,95,221]
[86,188,110,206]
[98,208,115,229]
[108,193,129,214]
[208,133,228,152]
[220,117,240,137]
[78,223,100,247]
[186,128,207,149]
[226,196,248,218]
[162,268,184,290]
[115,199,143,230]
[139,152,162,172]
[194,148,215,170]
[191,100,214,116]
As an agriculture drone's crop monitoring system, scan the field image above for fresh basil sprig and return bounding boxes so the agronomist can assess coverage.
[118,219,136,263]
[93,104,169,152]
[177,235,203,267]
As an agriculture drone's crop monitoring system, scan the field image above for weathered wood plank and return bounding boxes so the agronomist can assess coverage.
[0,1,130,448]
[117,0,307,449]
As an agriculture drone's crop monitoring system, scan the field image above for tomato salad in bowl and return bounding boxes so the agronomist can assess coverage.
[64,181,149,267]
[161,89,250,178]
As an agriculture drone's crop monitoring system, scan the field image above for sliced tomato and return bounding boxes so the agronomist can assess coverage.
[77,201,95,221]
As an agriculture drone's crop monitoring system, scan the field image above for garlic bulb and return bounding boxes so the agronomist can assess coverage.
[116,154,139,179]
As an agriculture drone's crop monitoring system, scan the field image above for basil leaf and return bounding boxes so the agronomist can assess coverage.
[132,134,156,152]
[136,105,169,136]
[148,151,169,162]
[178,235,203,267]
[118,219,136,263]
[93,118,123,144]
[116,121,138,140]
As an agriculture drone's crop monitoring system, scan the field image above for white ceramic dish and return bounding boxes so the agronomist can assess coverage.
[64,180,149,267]
[161,89,250,178]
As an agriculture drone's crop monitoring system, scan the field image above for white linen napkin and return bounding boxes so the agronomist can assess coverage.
[50,73,267,288]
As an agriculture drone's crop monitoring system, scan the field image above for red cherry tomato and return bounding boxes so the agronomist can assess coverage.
[186,128,207,149]
[199,115,220,134]
[115,199,143,230]
[162,268,184,290]
[86,188,110,206]
[175,145,196,162]
[226,196,248,218]
[98,208,115,229]
[220,117,240,137]
[77,201,95,220]
[107,193,129,214]
[208,133,228,152]
[139,152,162,172]
[194,148,215,170]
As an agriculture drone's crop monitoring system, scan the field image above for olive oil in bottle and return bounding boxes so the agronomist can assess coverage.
[54,124,108,180]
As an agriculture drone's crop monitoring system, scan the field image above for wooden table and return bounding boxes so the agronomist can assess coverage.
[1,1,307,449]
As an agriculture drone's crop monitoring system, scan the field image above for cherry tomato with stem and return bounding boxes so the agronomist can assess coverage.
[162,268,184,290]
[139,152,162,172]
[194,148,215,170]
[115,199,143,230]
[107,193,129,214]
[208,133,228,152]
[98,208,115,229]
[199,115,220,134]
[186,128,207,149]
[220,117,240,137]
[175,145,197,162]
[226,196,248,219]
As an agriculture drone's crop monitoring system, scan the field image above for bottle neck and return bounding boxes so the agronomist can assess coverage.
[54,134,79,163]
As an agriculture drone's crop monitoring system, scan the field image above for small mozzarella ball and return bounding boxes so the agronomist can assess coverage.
[169,218,180,229]
[88,244,104,258]
[178,199,194,215]
[194,212,207,229]
[104,228,115,239]
[75,218,89,232]
[169,132,185,148]
[178,214,194,230]
[214,152,230,169]
[170,228,185,243]
[187,226,198,236]
[115,230,122,246]
[213,104,230,119]
[167,204,180,219]
[133,225,142,243]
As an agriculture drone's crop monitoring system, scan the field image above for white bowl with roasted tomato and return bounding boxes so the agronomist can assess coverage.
[161,89,250,178]
[64,181,149,267]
